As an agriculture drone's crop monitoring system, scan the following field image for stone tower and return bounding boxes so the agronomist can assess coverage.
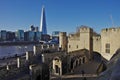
[79,26,93,58]
[68,26,93,59]
[40,6,47,34]
[59,32,67,51]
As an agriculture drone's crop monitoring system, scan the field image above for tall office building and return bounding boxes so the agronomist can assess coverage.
[15,30,24,41]
[40,6,47,34]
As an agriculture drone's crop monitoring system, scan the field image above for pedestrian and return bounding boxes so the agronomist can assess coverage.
[81,70,84,76]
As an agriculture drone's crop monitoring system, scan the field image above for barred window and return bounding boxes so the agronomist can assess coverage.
[69,45,71,48]
[106,44,110,48]
[105,43,110,53]
[76,45,78,48]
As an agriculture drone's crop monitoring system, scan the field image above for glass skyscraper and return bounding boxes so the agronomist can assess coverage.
[15,30,24,41]
[40,6,47,35]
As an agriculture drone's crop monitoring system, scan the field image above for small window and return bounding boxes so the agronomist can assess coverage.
[105,43,110,53]
[106,44,110,48]
[76,45,78,48]
[106,49,110,53]
[69,45,71,48]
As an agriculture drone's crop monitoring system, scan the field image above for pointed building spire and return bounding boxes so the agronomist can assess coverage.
[40,5,47,34]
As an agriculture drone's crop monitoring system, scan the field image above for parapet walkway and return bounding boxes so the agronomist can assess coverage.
[51,74,98,78]
[62,74,98,78]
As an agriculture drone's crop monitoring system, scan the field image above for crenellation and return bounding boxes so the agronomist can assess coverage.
[68,26,120,60]
[93,36,101,41]
[101,27,120,33]
[80,26,92,33]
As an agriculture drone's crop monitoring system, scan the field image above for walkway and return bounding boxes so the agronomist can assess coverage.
[51,74,98,79]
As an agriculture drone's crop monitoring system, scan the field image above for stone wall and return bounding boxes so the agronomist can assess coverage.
[68,26,93,59]
[59,32,67,51]
[101,28,120,60]
[68,26,93,52]
[93,36,101,53]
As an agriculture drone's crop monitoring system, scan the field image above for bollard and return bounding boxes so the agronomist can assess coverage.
[41,54,45,63]
[52,44,55,48]
[41,45,44,50]
[17,57,20,68]
[6,64,9,71]
[47,44,50,49]
[26,52,29,61]
[33,46,36,55]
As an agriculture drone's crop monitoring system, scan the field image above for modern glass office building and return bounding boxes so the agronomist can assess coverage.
[40,6,47,35]
[24,31,34,41]
[52,31,60,37]
[15,30,24,41]
[28,31,34,41]
[1,30,7,41]
[34,31,41,41]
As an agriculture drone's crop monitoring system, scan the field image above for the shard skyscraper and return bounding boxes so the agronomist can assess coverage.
[40,6,47,34]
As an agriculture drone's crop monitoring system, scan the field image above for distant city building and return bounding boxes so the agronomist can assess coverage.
[30,25,39,31]
[35,27,39,32]
[6,31,15,41]
[24,31,34,41]
[52,31,60,37]
[50,31,60,44]
[34,31,41,41]
[30,25,35,31]
[40,6,47,34]
[0,30,7,41]
[41,34,50,41]
[0,32,1,41]
[28,25,41,41]
[15,30,24,41]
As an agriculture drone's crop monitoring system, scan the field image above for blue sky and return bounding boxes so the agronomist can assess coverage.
[0,0,120,34]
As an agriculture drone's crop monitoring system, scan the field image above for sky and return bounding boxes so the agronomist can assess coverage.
[0,0,120,34]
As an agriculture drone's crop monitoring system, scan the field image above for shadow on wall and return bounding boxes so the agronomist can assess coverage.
[93,51,102,62]
[97,48,120,80]
[93,51,107,74]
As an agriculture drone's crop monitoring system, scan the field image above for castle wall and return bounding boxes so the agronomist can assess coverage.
[67,26,120,60]
[59,32,67,51]
[93,36,101,53]
[68,26,93,58]
[68,39,80,52]
[101,28,120,60]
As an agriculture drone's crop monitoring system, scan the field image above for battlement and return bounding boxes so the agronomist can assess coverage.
[59,32,67,36]
[93,36,101,41]
[68,32,80,39]
[78,25,93,33]
[101,27,120,33]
